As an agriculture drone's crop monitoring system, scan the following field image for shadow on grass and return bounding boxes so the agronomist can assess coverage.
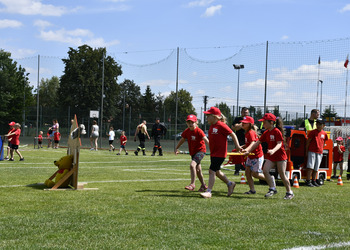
[136,189,265,199]
[25,183,47,190]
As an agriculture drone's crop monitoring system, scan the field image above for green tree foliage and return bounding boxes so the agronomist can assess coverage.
[142,85,156,113]
[119,79,142,115]
[164,89,196,122]
[59,45,122,119]
[37,76,59,107]
[322,105,337,119]
[0,49,34,129]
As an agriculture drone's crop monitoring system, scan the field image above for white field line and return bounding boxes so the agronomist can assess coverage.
[0,178,189,188]
[284,241,350,250]
[0,165,189,169]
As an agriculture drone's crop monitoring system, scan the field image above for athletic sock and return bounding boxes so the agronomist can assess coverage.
[207,189,212,193]
[227,181,232,187]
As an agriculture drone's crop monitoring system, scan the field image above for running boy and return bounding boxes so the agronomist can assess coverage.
[118,131,128,155]
[244,113,293,200]
[175,114,209,192]
[200,107,242,199]
[305,118,328,187]
[241,116,266,195]
[108,127,115,151]
[332,137,345,178]
[5,123,24,161]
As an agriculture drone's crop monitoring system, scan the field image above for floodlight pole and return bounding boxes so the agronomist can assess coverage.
[319,80,323,115]
[100,50,105,149]
[233,64,244,116]
[36,55,40,139]
[174,47,179,151]
[264,41,268,113]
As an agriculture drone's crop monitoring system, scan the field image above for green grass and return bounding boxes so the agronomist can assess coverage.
[1,147,350,249]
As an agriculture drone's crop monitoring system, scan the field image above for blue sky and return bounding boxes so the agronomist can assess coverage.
[2,0,350,117]
[1,0,350,58]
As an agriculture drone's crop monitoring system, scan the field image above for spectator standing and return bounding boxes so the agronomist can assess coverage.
[151,118,167,156]
[90,120,99,151]
[300,109,320,132]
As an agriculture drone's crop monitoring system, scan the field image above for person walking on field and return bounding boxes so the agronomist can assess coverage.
[5,123,24,161]
[90,120,99,151]
[4,121,15,160]
[134,120,150,156]
[200,107,242,199]
[175,114,209,192]
[151,118,167,156]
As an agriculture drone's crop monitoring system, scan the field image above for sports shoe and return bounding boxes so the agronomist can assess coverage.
[19,158,24,161]
[244,190,256,195]
[9,158,14,161]
[125,152,128,155]
[305,180,315,187]
[151,153,155,156]
[284,192,294,200]
[4,156,9,160]
[159,153,163,156]
[112,148,115,152]
[200,191,212,198]
[90,148,94,151]
[185,184,195,191]
[116,153,120,155]
[227,181,236,197]
[265,188,277,198]
[134,151,138,156]
[311,180,320,187]
[198,184,208,192]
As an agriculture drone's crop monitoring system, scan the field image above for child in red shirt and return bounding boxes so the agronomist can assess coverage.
[175,114,209,192]
[241,116,266,195]
[5,123,24,161]
[117,131,128,155]
[245,113,293,200]
[305,118,328,187]
[332,137,345,178]
[38,131,43,148]
[200,107,241,199]
[54,132,61,149]
[5,121,15,160]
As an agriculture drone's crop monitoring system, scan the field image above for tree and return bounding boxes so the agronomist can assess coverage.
[0,49,34,130]
[322,105,338,122]
[37,76,60,107]
[58,45,122,119]
[164,89,196,122]
[142,85,156,114]
[272,106,281,118]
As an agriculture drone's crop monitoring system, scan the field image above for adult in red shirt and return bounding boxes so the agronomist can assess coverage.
[5,123,24,161]
[4,121,15,160]
[175,114,209,192]
[244,113,293,200]
[199,107,241,199]
[332,137,345,178]
[306,118,328,187]
[241,116,266,195]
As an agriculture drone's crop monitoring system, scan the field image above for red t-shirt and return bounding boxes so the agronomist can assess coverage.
[307,129,328,154]
[8,128,15,141]
[245,130,263,159]
[38,134,43,142]
[120,135,127,145]
[11,129,21,145]
[259,127,287,161]
[333,145,345,162]
[181,127,206,156]
[208,121,232,158]
[54,132,61,141]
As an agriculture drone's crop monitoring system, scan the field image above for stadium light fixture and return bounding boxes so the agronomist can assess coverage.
[233,64,244,116]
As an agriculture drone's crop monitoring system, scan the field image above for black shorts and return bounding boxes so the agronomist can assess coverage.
[210,157,225,172]
[38,141,42,145]
[54,140,60,143]
[334,161,343,164]
[109,140,114,145]
[8,142,12,147]
[10,144,19,150]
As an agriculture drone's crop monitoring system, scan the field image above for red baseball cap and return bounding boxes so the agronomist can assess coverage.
[8,121,15,126]
[241,116,255,124]
[258,113,276,122]
[186,114,197,122]
[336,137,343,141]
[203,107,221,116]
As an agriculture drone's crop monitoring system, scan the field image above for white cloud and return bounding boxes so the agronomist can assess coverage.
[339,4,350,13]
[0,19,22,28]
[10,48,36,58]
[33,20,52,29]
[281,35,289,40]
[0,0,67,16]
[140,79,188,87]
[243,79,288,89]
[39,28,120,47]
[187,0,215,7]
[201,5,222,18]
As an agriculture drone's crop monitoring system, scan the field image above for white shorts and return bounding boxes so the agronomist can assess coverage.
[246,156,264,173]
[307,151,323,171]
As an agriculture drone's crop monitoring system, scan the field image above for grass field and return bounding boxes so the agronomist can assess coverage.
[1,146,350,249]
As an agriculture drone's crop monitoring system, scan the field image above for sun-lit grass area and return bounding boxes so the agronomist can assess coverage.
[1,147,350,249]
